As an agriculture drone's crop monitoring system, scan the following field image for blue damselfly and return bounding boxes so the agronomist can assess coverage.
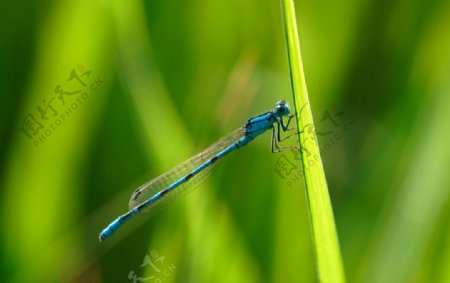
[99,100,300,241]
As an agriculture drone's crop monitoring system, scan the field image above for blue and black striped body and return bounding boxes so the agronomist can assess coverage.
[99,101,290,241]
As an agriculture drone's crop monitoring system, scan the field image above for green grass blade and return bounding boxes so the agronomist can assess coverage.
[280,0,346,282]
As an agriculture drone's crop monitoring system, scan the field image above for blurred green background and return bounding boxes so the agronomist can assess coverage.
[1,0,450,282]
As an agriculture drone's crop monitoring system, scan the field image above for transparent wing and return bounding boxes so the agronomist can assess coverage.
[129,126,245,210]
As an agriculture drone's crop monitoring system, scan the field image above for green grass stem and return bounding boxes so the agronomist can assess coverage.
[280,0,346,282]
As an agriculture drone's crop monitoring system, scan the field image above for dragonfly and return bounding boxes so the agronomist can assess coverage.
[99,100,301,241]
